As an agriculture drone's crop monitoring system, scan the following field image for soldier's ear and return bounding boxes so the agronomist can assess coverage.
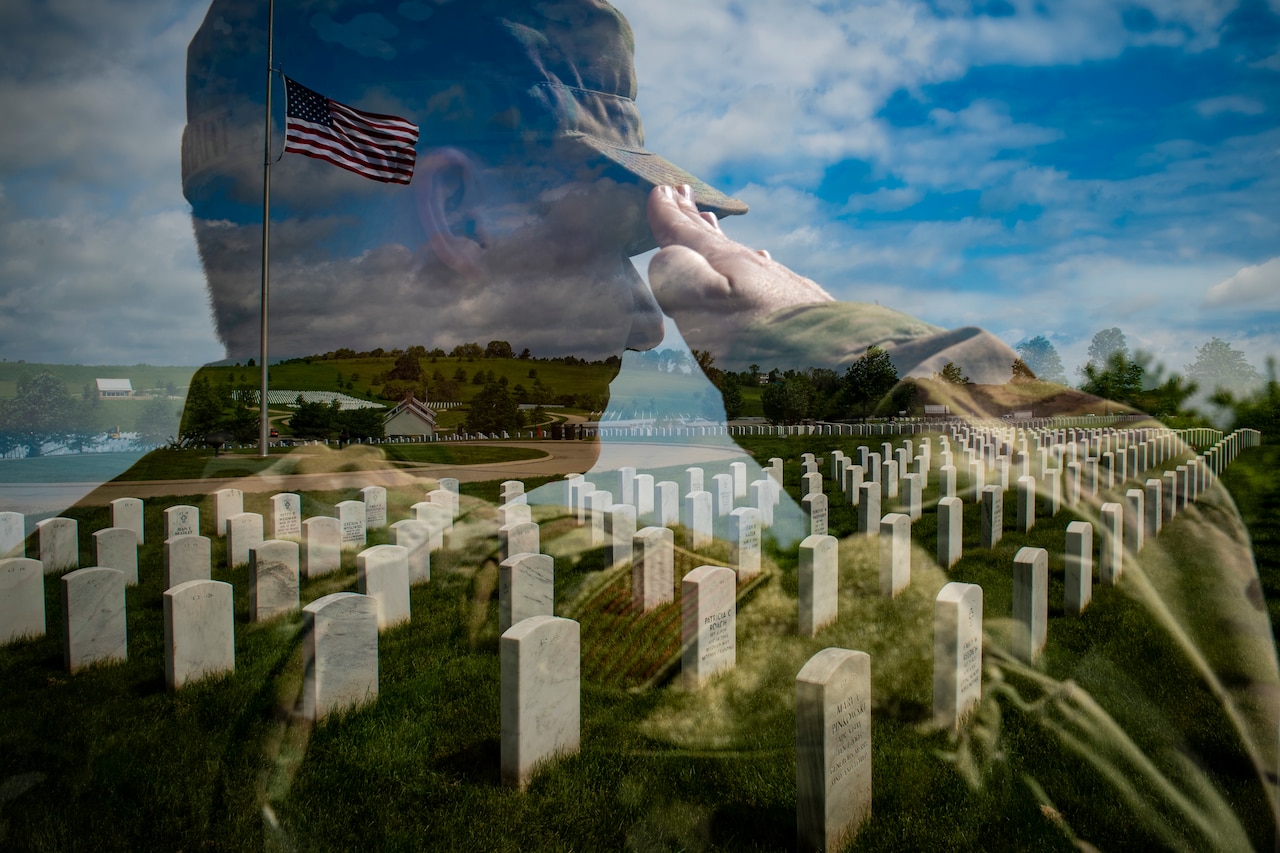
[415,148,486,281]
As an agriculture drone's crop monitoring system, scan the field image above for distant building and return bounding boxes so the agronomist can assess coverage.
[95,378,133,398]
[383,394,437,438]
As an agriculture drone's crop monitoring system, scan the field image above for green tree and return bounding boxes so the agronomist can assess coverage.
[1185,338,1259,398]
[1011,358,1036,383]
[179,376,226,441]
[388,351,424,383]
[1085,327,1129,373]
[1080,350,1145,406]
[335,407,385,440]
[720,373,745,420]
[485,340,515,359]
[761,374,813,425]
[1213,357,1280,436]
[1014,335,1067,383]
[136,397,178,445]
[465,380,521,434]
[0,371,89,454]
[289,399,336,439]
[933,362,969,385]
[842,346,899,417]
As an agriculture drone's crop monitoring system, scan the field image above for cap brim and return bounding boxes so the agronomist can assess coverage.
[566,132,749,219]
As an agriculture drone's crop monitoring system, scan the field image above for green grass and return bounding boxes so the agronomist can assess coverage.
[109,444,549,481]
[0,362,199,398]
[0,444,1274,850]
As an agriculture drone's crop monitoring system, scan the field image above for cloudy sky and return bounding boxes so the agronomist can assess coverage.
[1,0,1277,381]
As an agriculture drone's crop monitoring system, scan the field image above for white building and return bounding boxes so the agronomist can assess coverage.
[95,378,133,398]
[383,395,437,438]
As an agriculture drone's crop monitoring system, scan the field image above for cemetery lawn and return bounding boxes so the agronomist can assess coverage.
[1,441,1275,850]
[110,444,548,481]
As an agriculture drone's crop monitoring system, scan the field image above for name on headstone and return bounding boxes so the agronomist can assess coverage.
[681,565,736,689]
[796,648,872,853]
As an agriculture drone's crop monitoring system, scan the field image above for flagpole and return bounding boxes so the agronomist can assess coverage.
[259,0,275,458]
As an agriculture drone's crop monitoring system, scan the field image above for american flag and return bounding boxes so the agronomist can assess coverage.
[283,76,418,184]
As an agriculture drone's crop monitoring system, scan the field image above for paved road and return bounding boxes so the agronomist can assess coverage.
[0,439,753,513]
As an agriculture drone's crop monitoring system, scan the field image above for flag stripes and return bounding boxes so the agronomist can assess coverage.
[283,76,418,185]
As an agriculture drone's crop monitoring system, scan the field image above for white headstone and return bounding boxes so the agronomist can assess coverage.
[857,484,881,536]
[1099,502,1123,585]
[109,498,143,545]
[438,476,460,497]
[1015,475,1035,533]
[500,615,580,790]
[934,581,983,731]
[302,592,379,720]
[163,579,234,689]
[269,493,302,540]
[712,473,735,520]
[499,552,555,634]
[979,486,1003,549]
[93,527,138,586]
[226,512,265,568]
[249,539,301,622]
[1064,522,1092,617]
[796,648,872,853]
[213,488,244,537]
[587,490,612,545]
[165,505,199,540]
[844,464,864,506]
[798,534,838,638]
[730,461,748,499]
[902,472,923,521]
[880,459,898,500]
[301,517,342,578]
[0,512,23,559]
[500,479,525,504]
[164,534,212,590]
[940,465,957,499]
[503,520,541,564]
[609,507,637,568]
[656,481,680,528]
[1065,461,1081,507]
[1012,547,1048,664]
[428,488,458,522]
[633,527,674,612]
[803,472,823,499]
[803,493,829,537]
[681,565,736,689]
[685,466,704,494]
[389,519,431,584]
[635,473,655,518]
[356,545,410,630]
[37,517,78,575]
[1144,478,1162,539]
[62,567,127,673]
[412,503,450,551]
[0,557,45,644]
[879,513,911,598]
[616,468,636,507]
[937,497,962,569]
[742,479,768,529]
[335,500,367,549]
[731,507,762,580]
[1044,467,1061,517]
[684,491,713,550]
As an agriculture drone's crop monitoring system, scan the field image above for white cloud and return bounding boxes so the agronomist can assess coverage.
[1204,257,1280,309]
[0,209,222,365]
[1195,95,1267,117]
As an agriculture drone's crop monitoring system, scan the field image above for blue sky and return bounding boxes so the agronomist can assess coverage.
[1,0,1277,383]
